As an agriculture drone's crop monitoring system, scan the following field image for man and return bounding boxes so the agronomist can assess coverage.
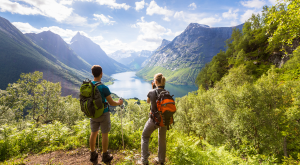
[90,65,123,165]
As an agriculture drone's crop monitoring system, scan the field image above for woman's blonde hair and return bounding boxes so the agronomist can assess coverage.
[154,73,166,86]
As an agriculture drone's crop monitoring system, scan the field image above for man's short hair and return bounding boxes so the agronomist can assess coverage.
[91,65,102,77]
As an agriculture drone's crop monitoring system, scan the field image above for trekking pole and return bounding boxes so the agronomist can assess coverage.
[120,104,125,150]
[98,130,100,153]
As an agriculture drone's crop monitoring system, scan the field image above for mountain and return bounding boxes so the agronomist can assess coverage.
[141,39,171,68]
[155,39,171,52]
[24,31,111,81]
[0,16,103,96]
[137,23,244,85]
[69,32,129,75]
[108,50,154,70]
[108,50,139,66]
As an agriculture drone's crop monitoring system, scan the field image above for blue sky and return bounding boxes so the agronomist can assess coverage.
[0,0,277,54]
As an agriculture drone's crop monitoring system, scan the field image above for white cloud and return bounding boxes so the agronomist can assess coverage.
[240,9,259,22]
[19,0,72,22]
[188,3,197,10]
[132,17,175,43]
[163,17,171,21]
[59,0,73,5]
[99,38,162,54]
[174,30,183,36]
[222,9,239,19]
[0,0,43,16]
[241,0,266,9]
[64,13,90,25]
[98,17,182,53]
[0,0,97,27]
[93,14,116,25]
[268,0,278,5]
[99,39,128,53]
[12,22,103,43]
[174,11,221,26]
[146,0,174,21]
[95,0,130,10]
[230,20,239,26]
[135,0,145,11]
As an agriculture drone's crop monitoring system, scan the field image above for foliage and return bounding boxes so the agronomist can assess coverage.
[0,120,90,161]
[176,64,300,162]
[137,66,202,85]
[266,0,300,50]
[196,0,300,88]
[0,71,85,125]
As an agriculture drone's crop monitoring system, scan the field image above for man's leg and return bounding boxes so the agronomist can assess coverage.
[102,132,109,153]
[90,131,99,152]
[100,113,113,163]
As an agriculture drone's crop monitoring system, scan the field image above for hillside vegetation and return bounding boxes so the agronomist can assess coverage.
[1,72,291,164]
[196,0,299,88]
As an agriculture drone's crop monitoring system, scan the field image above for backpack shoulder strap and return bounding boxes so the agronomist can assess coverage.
[94,81,103,86]
[155,89,160,99]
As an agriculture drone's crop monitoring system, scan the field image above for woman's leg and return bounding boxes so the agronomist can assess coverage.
[158,126,167,163]
[141,118,157,163]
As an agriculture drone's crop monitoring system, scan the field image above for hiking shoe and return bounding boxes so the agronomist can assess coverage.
[90,151,98,165]
[154,157,164,165]
[102,151,113,163]
[136,159,149,165]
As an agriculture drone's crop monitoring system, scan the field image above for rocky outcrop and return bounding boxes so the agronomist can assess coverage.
[138,23,244,85]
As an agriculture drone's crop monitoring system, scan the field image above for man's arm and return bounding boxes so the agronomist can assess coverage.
[147,97,150,104]
[106,95,123,106]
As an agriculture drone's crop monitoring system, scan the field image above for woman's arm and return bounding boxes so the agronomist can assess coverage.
[106,95,123,106]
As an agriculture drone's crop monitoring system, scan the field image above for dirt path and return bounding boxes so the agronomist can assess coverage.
[4,148,167,165]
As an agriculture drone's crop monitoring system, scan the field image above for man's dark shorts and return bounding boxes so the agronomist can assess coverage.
[90,112,111,133]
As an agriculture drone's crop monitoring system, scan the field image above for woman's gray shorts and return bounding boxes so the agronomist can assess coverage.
[90,112,111,133]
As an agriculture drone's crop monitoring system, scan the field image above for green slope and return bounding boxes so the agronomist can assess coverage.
[136,66,202,85]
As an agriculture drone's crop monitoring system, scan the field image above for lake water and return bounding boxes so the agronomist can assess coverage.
[108,71,198,100]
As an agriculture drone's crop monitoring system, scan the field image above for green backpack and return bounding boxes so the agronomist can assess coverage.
[79,79,105,118]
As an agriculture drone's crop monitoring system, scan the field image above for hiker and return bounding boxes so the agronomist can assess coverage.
[138,73,167,165]
[89,65,123,165]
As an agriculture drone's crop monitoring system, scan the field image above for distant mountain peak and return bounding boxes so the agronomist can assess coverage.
[71,32,89,44]
[161,39,170,45]
[187,23,210,29]
[155,39,171,51]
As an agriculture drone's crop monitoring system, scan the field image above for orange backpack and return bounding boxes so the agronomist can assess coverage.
[151,89,176,130]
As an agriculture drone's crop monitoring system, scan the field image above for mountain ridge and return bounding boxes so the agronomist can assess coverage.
[137,23,244,85]
[0,16,98,96]
[70,32,129,75]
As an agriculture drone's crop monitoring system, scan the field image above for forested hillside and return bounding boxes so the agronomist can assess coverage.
[195,1,299,89]
[188,0,300,162]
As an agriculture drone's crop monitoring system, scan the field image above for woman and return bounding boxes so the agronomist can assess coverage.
[138,73,167,165]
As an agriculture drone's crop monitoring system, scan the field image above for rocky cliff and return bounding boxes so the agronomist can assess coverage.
[137,23,243,85]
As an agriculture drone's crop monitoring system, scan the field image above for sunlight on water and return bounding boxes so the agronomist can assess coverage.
[108,71,198,100]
